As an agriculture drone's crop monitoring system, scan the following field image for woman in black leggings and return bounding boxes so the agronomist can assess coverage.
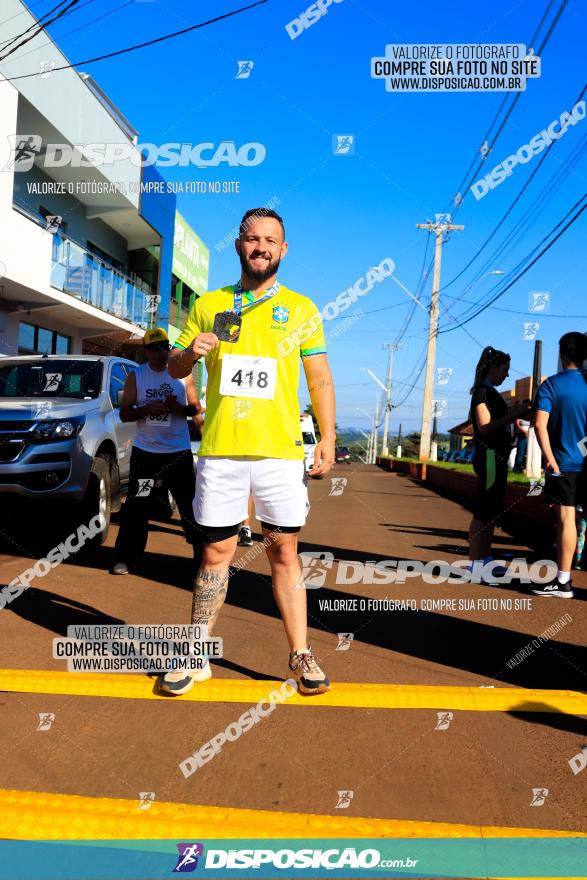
[469,347,530,572]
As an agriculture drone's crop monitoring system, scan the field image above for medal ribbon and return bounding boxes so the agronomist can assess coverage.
[233,279,280,315]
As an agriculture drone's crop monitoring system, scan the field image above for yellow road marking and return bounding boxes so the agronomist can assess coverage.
[1,669,586,713]
[0,788,584,840]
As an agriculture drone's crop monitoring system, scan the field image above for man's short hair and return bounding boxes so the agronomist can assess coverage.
[559,332,587,366]
[239,207,285,239]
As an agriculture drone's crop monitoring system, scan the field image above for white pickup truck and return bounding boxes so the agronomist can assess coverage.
[300,413,318,473]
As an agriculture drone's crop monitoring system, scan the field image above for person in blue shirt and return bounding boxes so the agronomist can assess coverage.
[533,331,587,598]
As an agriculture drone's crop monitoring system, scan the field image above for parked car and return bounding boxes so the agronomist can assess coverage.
[0,354,138,543]
[335,445,351,463]
[455,446,475,464]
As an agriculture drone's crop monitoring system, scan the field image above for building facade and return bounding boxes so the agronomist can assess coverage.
[0,0,176,357]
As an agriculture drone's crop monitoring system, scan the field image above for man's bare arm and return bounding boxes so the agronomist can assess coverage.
[303,354,336,477]
[534,409,559,472]
[168,334,220,379]
[119,371,167,422]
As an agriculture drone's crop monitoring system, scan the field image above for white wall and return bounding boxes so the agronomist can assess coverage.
[0,0,141,203]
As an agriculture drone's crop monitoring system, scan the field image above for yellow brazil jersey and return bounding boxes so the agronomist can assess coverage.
[174,283,326,459]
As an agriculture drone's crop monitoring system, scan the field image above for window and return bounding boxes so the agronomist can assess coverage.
[0,360,102,399]
[18,322,71,356]
[18,322,36,353]
[55,334,70,355]
[109,363,127,407]
[37,327,52,355]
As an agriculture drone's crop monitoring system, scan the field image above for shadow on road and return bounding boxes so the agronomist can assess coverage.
[4,587,124,636]
[3,528,586,692]
[508,704,587,737]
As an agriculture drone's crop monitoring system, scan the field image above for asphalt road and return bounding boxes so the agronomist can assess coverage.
[0,464,586,841]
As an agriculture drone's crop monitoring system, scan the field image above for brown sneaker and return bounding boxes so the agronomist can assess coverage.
[288,646,330,695]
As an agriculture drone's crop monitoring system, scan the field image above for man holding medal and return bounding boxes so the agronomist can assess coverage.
[161,208,336,696]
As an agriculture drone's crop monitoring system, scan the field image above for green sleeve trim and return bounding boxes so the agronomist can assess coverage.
[301,347,326,357]
[173,342,187,350]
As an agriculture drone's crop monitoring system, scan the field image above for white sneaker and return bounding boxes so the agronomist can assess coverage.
[159,657,212,696]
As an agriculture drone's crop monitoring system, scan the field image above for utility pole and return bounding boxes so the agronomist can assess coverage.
[431,412,438,461]
[371,394,381,463]
[526,338,543,478]
[381,342,403,455]
[416,215,464,461]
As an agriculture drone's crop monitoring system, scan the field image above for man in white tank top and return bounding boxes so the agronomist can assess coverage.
[111,328,202,575]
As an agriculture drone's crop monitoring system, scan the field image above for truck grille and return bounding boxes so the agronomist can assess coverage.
[0,440,26,462]
[0,420,33,432]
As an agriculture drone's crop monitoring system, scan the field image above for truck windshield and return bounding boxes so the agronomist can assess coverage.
[0,361,103,399]
[302,432,316,444]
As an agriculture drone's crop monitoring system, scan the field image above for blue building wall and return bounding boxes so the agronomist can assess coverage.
[139,162,176,327]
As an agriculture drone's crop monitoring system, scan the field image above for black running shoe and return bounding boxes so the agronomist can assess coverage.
[531,578,574,598]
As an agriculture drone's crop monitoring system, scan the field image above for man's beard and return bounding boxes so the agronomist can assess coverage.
[240,250,281,283]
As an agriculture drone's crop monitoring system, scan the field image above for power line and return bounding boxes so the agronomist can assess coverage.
[442,292,587,318]
[0,0,51,30]
[441,81,587,292]
[439,194,587,332]
[0,0,89,60]
[0,1,269,82]
[2,0,135,64]
[440,130,587,327]
[447,0,569,217]
[394,0,570,335]
[447,0,559,208]
[445,154,587,328]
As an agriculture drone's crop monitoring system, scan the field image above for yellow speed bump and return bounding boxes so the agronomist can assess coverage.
[0,669,586,713]
[0,788,584,840]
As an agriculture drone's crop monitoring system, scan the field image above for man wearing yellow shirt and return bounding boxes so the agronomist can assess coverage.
[161,208,336,697]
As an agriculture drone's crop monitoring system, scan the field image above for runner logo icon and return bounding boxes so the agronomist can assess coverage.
[37,713,55,731]
[173,843,204,872]
[300,551,334,588]
[333,134,355,155]
[135,479,155,498]
[435,711,453,730]
[236,61,254,79]
[335,790,354,808]
[530,788,548,806]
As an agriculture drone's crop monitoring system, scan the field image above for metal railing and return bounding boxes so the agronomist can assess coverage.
[50,231,154,328]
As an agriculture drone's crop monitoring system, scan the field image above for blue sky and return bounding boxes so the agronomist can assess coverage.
[37,0,587,433]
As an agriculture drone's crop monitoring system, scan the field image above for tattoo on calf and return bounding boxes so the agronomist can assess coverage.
[191,568,229,628]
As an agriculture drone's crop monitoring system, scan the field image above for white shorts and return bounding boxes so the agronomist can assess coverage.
[194,457,309,528]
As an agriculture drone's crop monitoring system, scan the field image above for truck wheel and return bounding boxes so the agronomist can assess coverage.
[82,455,111,545]
[109,456,121,513]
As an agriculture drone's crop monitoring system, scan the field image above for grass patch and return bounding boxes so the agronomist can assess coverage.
[392,457,535,484]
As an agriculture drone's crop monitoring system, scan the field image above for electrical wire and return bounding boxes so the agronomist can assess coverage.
[446,0,559,212]
[439,194,587,332]
[447,0,569,218]
[0,0,70,53]
[0,1,269,82]
[441,81,587,292]
[445,145,587,328]
[441,131,587,327]
[0,0,87,59]
[2,0,136,64]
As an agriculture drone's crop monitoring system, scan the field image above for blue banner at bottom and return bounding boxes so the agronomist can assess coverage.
[0,838,586,879]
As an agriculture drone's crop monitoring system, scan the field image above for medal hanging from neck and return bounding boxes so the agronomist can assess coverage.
[212,281,280,344]
[213,310,242,342]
